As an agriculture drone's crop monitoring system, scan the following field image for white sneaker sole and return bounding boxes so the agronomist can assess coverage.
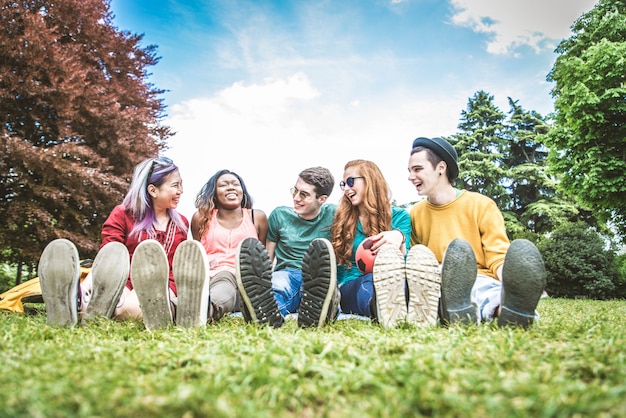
[406,245,441,326]
[130,239,172,331]
[38,239,80,327]
[372,244,407,329]
[174,240,210,328]
[84,242,130,320]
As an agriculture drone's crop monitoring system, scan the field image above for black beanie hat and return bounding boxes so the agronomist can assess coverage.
[411,137,459,180]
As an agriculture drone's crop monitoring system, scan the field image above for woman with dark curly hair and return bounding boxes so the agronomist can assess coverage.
[191,169,268,322]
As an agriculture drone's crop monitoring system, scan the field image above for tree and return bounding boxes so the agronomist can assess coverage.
[504,98,584,236]
[0,0,172,281]
[546,0,626,242]
[450,90,509,210]
[450,92,593,241]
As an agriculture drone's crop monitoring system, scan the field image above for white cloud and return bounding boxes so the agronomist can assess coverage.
[450,0,599,54]
[163,73,462,221]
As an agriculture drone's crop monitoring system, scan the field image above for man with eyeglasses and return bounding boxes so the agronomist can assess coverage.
[236,166,339,328]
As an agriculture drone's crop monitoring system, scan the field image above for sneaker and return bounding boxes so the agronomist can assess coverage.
[173,240,210,328]
[83,242,130,321]
[406,245,441,327]
[498,239,546,328]
[372,244,407,329]
[38,239,81,327]
[441,238,477,325]
[298,238,338,328]
[235,238,283,327]
[130,239,172,331]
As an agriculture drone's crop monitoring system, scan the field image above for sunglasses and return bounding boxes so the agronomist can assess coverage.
[339,176,364,190]
[290,187,312,200]
[146,156,174,185]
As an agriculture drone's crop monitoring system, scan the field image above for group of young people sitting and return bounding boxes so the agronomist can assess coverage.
[38,136,546,331]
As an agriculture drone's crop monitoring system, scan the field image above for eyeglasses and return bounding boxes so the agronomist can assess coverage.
[290,187,312,200]
[146,156,173,185]
[339,176,364,190]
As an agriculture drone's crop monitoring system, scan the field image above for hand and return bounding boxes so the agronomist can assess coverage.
[368,230,405,253]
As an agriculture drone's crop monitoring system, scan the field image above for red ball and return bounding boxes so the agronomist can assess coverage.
[355,238,377,274]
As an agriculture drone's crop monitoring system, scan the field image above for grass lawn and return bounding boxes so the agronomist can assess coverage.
[0,297,624,417]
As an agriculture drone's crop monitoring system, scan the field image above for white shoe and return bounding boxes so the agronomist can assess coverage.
[406,245,441,327]
[173,240,210,327]
[130,239,172,331]
[84,242,130,320]
[38,239,81,327]
[372,244,407,329]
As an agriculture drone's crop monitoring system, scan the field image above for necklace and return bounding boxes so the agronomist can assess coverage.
[154,216,170,229]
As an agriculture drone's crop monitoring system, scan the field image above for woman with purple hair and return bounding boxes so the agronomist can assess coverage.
[38,157,210,331]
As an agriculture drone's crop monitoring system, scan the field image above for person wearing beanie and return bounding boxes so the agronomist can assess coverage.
[404,136,546,328]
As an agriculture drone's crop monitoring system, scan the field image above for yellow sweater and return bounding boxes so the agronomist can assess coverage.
[409,190,509,280]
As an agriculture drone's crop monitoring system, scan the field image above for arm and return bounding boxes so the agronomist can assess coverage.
[101,205,129,247]
[369,208,411,255]
[253,209,269,246]
[266,240,277,263]
[190,211,202,241]
[479,200,509,279]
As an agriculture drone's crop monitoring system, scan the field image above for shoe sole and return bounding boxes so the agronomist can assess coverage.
[130,239,172,331]
[498,239,546,328]
[84,242,130,320]
[299,238,337,328]
[235,238,283,327]
[174,240,210,328]
[406,245,441,326]
[441,238,477,325]
[38,239,80,327]
[372,244,407,329]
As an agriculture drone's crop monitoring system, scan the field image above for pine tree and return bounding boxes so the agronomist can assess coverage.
[451,90,509,210]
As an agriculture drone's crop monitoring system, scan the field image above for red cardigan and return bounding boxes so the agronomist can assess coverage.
[101,205,189,294]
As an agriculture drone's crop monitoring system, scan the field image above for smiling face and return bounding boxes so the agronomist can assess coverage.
[407,150,445,198]
[292,177,326,220]
[341,166,366,207]
[151,170,183,211]
[215,173,243,209]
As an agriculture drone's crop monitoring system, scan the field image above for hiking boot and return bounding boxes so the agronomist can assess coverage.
[406,245,441,327]
[441,238,477,325]
[83,242,130,321]
[498,239,546,328]
[236,238,283,327]
[130,239,173,331]
[173,240,210,328]
[38,239,81,327]
[372,244,407,328]
[298,238,339,328]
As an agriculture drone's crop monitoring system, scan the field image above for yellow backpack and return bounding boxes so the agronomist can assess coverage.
[0,260,92,314]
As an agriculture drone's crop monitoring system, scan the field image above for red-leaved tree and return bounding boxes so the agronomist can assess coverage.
[0,0,172,283]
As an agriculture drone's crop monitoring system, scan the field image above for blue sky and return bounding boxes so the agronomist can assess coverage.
[109,0,598,219]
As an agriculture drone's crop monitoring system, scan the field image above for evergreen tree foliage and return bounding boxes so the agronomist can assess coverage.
[450,92,586,240]
[451,91,509,210]
[546,0,626,241]
[504,99,582,236]
[0,0,172,278]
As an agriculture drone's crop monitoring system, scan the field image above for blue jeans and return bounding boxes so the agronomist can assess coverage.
[272,269,303,316]
[338,273,374,317]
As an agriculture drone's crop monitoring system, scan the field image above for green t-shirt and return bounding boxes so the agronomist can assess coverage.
[267,204,337,271]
